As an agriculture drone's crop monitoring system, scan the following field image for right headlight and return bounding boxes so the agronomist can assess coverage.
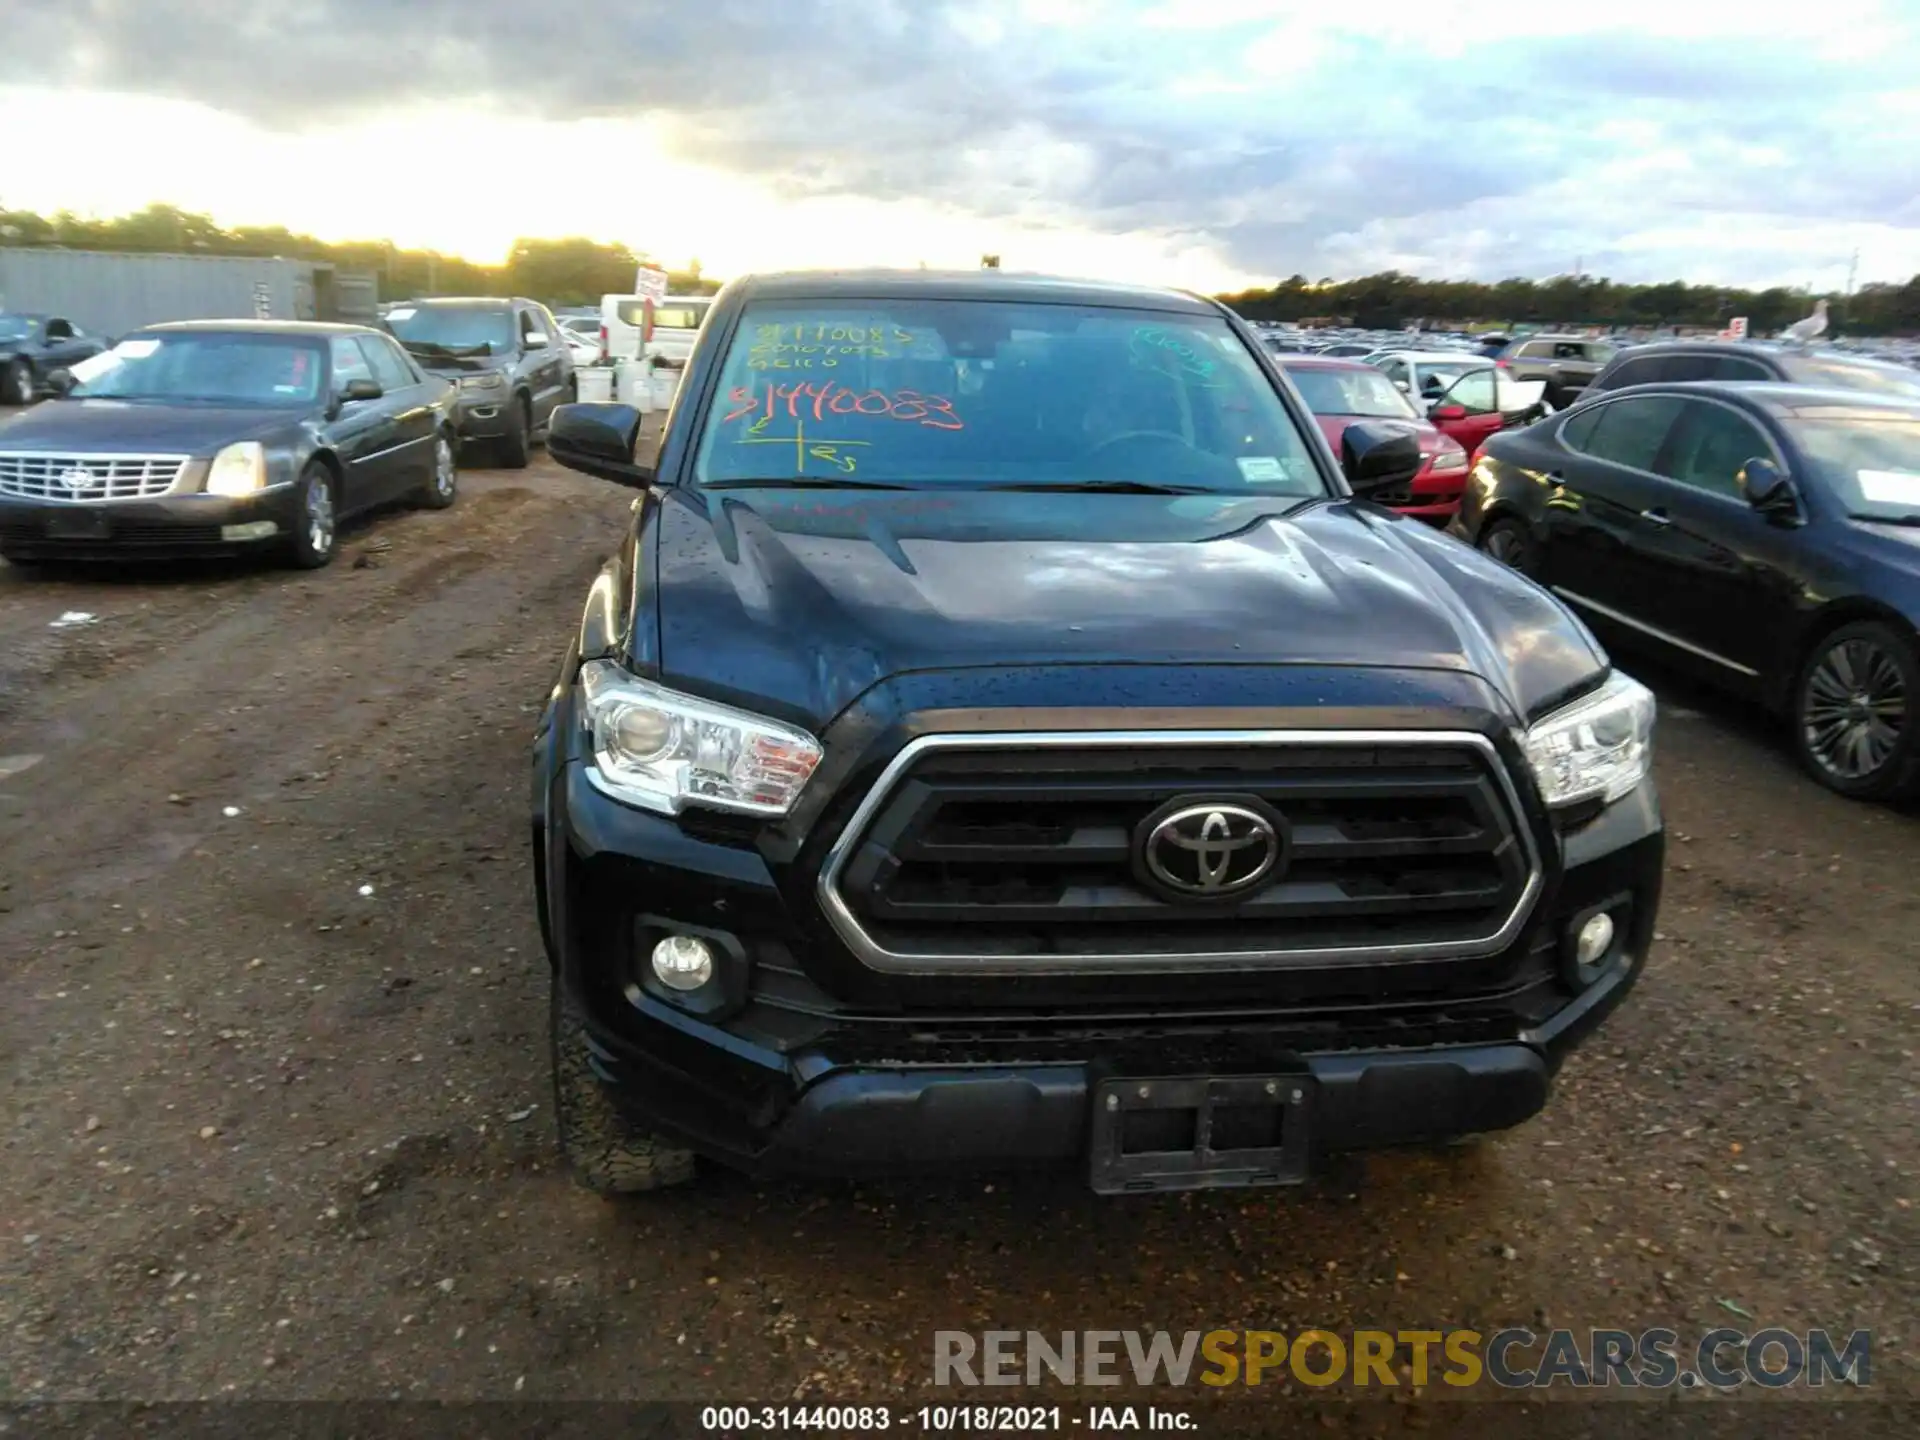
[1522,670,1656,809]
[578,659,822,817]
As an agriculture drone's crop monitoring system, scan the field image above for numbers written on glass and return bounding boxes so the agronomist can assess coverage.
[722,382,964,431]
[751,322,915,368]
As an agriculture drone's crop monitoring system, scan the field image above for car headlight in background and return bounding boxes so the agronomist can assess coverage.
[579,659,823,817]
[458,373,507,391]
[1429,448,1469,473]
[1523,671,1656,808]
[204,441,267,496]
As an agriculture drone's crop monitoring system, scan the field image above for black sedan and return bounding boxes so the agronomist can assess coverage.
[0,321,459,569]
[1450,381,1920,800]
[2,313,110,405]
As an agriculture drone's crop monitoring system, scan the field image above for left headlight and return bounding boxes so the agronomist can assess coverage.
[459,373,507,391]
[579,659,823,817]
[204,441,267,496]
[1522,670,1656,809]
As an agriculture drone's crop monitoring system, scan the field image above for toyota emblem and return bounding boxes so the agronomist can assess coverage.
[1138,799,1285,901]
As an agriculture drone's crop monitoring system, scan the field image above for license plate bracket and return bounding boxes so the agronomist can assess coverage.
[46,509,111,539]
[1088,1073,1312,1195]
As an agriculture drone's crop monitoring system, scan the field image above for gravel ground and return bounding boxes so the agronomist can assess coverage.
[1,442,1915,1433]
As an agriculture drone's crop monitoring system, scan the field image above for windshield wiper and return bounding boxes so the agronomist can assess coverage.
[1851,512,1920,527]
[702,477,915,491]
[980,480,1218,495]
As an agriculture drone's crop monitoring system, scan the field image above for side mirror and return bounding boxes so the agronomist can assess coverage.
[1340,422,1424,495]
[46,368,76,397]
[1392,379,1411,393]
[522,333,550,350]
[340,378,383,403]
[1739,457,1798,517]
[1430,403,1468,422]
[550,402,653,488]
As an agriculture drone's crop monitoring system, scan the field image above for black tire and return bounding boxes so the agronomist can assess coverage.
[1790,619,1920,802]
[550,971,697,1194]
[285,461,339,569]
[2,359,33,406]
[497,396,532,469]
[414,431,459,510]
[1477,516,1538,576]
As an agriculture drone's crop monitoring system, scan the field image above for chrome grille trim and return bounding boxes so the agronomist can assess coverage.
[0,452,192,502]
[817,729,1546,976]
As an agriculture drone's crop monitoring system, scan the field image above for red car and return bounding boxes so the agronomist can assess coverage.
[1275,356,1470,522]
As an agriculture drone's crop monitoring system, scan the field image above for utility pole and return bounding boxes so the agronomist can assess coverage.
[1846,249,1859,297]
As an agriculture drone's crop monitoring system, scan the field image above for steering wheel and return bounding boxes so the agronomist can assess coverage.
[1085,429,1197,458]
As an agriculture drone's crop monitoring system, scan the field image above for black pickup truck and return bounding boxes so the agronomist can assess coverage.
[529,270,1664,1195]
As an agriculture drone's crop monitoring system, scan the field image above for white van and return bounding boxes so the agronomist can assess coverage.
[597,293,713,371]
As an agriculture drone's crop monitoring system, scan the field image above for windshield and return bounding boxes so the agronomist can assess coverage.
[0,315,32,341]
[66,332,325,404]
[1285,365,1419,420]
[692,299,1326,495]
[1793,413,1920,521]
[383,304,513,357]
[1790,357,1920,400]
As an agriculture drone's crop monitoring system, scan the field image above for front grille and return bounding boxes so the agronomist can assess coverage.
[819,733,1541,974]
[0,452,189,501]
[0,521,225,550]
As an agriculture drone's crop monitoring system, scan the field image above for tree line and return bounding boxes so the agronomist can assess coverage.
[6,203,1918,333]
[0,203,718,305]
[1220,271,1920,336]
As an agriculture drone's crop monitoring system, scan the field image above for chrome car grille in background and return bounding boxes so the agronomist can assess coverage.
[0,453,190,502]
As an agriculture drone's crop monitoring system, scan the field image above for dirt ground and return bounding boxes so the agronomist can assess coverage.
[1,438,1916,1428]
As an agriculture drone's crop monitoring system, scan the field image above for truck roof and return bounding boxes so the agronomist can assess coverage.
[733,268,1218,315]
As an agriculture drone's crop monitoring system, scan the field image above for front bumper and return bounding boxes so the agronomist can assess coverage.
[0,489,298,560]
[542,732,1664,1184]
[452,389,516,440]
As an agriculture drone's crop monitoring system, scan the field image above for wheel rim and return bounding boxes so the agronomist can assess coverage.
[306,476,335,554]
[1484,525,1527,568]
[434,438,456,497]
[1803,637,1906,780]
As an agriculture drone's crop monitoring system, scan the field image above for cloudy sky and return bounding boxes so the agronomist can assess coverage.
[5,0,1919,292]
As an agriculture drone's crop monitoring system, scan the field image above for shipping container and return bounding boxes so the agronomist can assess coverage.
[0,248,380,337]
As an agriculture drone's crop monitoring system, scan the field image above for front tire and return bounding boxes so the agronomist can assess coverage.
[2,359,33,406]
[550,972,697,1194]
[1477,516,1538,576]
[286,462,338,569]
[1791,620,1920,801]
[498,397,532,469]
[415,432,458,510]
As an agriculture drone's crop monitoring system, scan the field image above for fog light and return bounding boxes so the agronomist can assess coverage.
[1574,912,1615,968]
[220,521,278,541]
[650,934,714,991]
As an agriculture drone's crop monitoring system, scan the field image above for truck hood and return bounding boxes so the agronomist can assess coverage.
[0,398,304,455]
[651,487,1606,732]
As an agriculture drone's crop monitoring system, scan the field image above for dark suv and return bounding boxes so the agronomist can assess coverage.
[530,269,1664,1195]
[1496,335,1617,408]
[1587,340,1920,401]
[381,297,576,467]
